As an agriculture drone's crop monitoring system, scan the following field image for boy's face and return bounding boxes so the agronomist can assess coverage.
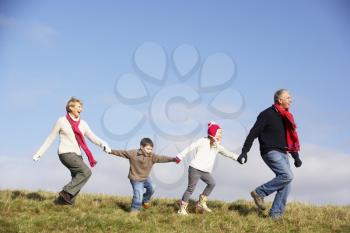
[141,145,153,155]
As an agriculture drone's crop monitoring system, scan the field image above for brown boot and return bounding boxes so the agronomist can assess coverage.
[251,190,266,210]
[59,190,73,205]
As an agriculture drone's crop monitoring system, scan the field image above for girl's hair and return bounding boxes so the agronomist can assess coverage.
[66,97,83,113]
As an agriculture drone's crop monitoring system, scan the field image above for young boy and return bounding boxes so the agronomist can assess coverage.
[109,138,177,214]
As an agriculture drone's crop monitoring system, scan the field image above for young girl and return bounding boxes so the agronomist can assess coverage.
[176,122,238,215]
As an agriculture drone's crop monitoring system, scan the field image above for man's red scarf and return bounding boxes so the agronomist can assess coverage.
[274,103,300,152]
[66,113,97,167]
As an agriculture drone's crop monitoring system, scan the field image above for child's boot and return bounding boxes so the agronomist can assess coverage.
[177,200,189,215]
[196,194,212,213]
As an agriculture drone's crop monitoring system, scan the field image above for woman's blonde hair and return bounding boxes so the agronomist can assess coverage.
[66,97,83,112]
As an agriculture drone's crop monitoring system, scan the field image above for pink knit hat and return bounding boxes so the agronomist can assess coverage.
[208,121,221,138]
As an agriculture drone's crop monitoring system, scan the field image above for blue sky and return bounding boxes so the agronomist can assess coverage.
[1,0,349,204]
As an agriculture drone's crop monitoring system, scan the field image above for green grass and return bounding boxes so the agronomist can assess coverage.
[0,190,349,233]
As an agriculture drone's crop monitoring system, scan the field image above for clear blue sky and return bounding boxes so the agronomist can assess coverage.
[1,0,349,204]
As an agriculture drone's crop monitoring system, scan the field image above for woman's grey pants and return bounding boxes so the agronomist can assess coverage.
[58,153,92,197]
[182,166,216,202]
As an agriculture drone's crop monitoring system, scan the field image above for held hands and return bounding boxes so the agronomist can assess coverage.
[32,154,41,161]
[175,156,181,164]
[103,144,112,154]
[237,152,247,164]
[291,152,302,168]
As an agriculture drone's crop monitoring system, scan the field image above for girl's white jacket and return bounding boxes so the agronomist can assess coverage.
[176,137,238,173]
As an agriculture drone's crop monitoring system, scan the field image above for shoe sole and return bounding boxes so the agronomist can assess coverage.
[54,196,72,206]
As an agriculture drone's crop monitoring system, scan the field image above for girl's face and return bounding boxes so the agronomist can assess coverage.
[214,129,222,142]
[70,103,83,118]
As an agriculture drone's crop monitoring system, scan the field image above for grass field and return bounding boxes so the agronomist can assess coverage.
[0,190,349,233]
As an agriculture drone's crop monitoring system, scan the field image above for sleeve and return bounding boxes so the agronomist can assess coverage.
[241,113,266,154]
[83,121,107,148]
[152,154,176,163]
[35,118,61,157]
[109,149,133,159]
[217,144,239,160]
[176,139,202,161]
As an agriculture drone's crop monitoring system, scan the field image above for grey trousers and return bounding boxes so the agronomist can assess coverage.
[182,166,216,202]
[58,153,92,197]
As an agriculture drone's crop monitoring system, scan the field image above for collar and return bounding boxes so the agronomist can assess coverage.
[272,104,278,112]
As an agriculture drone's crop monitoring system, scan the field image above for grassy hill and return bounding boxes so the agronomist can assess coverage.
[0,190,349,233]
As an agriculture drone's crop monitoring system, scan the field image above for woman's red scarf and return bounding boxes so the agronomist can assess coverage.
[66,113,97,167]
[274,103,300,152]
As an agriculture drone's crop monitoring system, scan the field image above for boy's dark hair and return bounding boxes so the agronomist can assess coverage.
[140,138,154,147]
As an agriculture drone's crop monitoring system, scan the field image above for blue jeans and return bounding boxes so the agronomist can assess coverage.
[130,177,155,211]
[255,150,293,217]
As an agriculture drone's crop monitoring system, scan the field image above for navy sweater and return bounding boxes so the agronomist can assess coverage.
[242,105,288,155]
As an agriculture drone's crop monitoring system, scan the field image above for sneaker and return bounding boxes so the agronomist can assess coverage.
[143,202,150,209]
[59,190,73,205]
[250,190,266,210]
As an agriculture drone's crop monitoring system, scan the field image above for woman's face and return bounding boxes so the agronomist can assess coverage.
[70,102,83,118]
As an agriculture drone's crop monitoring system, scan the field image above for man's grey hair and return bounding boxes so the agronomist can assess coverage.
[274,89,289,103]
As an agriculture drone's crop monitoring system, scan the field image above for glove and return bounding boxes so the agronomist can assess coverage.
[237,152,247,164]
[291,152,302,168]
[175,156,181,164]
[103,144,112,154]
[33,154,41,161]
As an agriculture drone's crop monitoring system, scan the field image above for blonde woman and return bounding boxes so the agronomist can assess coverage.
[32,97,111,205]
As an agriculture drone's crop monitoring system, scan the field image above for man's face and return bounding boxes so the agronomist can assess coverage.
[141,145,153,155]
[278,91,292,110]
